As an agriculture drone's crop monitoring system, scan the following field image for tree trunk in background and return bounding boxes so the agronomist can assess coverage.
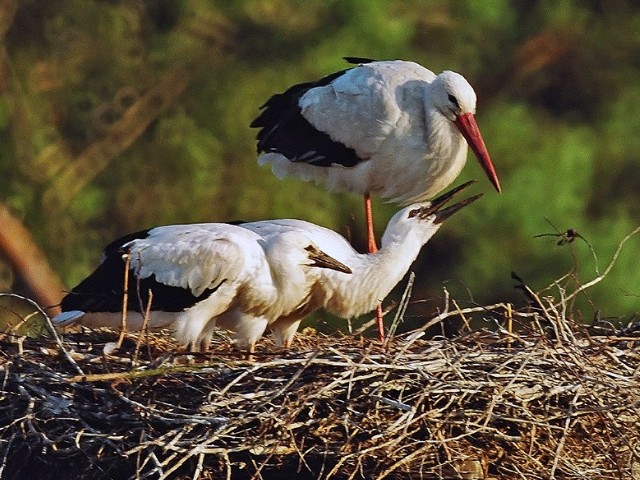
[0,202,64,315]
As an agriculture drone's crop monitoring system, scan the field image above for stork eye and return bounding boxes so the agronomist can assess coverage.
[447,93,459,107]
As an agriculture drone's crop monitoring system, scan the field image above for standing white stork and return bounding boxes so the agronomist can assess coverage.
[52,224,351,353]
[251,57,501,340]
[239,181,481,347]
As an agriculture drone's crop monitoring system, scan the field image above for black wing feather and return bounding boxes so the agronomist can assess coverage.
[61,229,218,313]
[343,56,377,64]
[250,67,364,168]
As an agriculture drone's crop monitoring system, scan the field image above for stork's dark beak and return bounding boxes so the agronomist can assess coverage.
[305,245,352,274]
[432,180,477,209]
[433,193,483,224]
[410,180,483,223]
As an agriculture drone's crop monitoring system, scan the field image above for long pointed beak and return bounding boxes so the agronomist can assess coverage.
[433,193,483,224]
[454,113,501,193]
[305,245,352,274]
[430,179,477,210]
[410,180,482,222]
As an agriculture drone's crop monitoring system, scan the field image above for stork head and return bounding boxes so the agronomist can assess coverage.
[433,71,501,194]
[384,180,482,245]
[265,231,351,275]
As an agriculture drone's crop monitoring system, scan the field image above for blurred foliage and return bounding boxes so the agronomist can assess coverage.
[1,0,638,331]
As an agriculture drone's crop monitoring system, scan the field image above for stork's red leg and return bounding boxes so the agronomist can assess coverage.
[365,193,385,341]
[364,193,378,253]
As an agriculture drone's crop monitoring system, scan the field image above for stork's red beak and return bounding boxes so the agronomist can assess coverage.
[454,113,501,193]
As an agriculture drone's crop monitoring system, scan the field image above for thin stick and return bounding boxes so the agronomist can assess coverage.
[550,389,581,478]
[222,451,232,480]
[451,297,470,332]
[192,452,205,480]
[133,289,153,367]
[6,310,39,334]
[385,272,414,345]
[0,293,84,375]
[506,302,513,349]
[116,252,131,350]
[559,225,640,306]
[0,433,15,477]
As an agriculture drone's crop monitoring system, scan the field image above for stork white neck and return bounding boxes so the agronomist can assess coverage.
[320,204,441,318]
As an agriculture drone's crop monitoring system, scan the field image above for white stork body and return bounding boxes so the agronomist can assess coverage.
[53,224,350,352]
[252,58,501,205]
[239,182,481,346]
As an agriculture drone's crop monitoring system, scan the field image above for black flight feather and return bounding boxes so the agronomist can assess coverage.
[251,66,364,168]
[343,56,377,64]
[60,229,219,314]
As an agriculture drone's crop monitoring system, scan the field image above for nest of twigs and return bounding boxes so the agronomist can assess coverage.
[1,295,639,480]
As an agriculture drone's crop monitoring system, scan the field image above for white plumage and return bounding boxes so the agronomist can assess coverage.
[239,182,482,346]
[53,224,351,352]
[252,57,500,208]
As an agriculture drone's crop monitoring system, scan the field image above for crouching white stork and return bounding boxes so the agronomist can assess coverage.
[251,57,501,340]
[53,224,351,353]
[239,181,481,346]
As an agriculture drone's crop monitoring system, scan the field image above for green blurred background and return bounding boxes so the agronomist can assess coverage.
[0,0,638,333]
